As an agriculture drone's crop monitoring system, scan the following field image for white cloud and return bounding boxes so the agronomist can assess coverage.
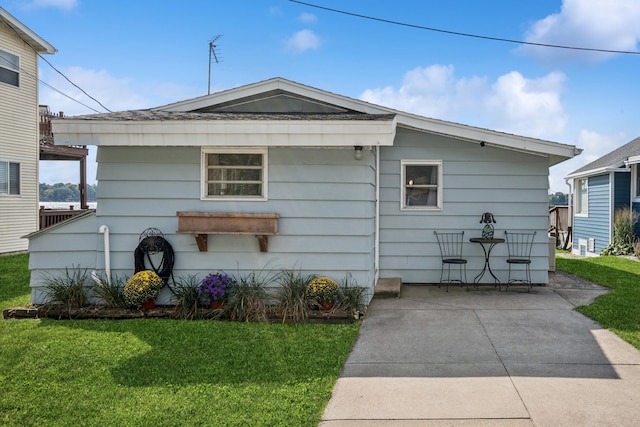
[519,0,640,63]
[360,65,567,139]
[548,130,628,192]
[25,0,78,10]
[299,12,317,24]
[285,29,321,54]
[484,71,567,138]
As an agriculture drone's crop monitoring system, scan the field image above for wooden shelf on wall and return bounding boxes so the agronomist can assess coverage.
[176,211,280,252]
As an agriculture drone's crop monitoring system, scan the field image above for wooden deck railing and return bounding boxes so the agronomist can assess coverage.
[39,206,90,229]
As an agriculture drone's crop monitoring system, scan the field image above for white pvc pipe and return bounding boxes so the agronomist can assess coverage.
[99,225,111,285]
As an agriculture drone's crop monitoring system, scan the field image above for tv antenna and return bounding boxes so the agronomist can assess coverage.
[208,35,222,95]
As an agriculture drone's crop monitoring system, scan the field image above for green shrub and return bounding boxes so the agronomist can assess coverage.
[91,274,126,308]
[275,269,315,323]
[170,274,202,319]
[601,208,639,256]
[227,271,274,322]
[337,273,368,318]
[43,266,90,317]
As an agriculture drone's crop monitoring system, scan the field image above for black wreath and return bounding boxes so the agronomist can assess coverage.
[134,228,175,284]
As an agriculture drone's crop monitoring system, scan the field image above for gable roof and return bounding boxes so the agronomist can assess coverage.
[53,77,580,166]
[0,7,56,54]
[566,136,640,179]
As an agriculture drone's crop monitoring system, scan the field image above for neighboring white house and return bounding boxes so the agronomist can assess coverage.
[27,78,581,303]
[0,8,56,254]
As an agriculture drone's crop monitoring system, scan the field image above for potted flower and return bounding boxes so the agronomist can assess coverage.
[124,270,164,309]
[306,276,339,311]
[198,272,235,309]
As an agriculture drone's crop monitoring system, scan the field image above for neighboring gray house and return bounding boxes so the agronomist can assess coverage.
[27,78,580,303]
[566,136,640,256]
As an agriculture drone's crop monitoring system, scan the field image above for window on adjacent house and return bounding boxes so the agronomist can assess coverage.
[0,161,20,195]
[202,149,267,200]
[635,165,640,198]
[0,49,19,87]
[401,160,442,210]
[575,178,588,215]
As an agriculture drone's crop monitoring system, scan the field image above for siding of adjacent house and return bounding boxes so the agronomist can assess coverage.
[573,174,610,255]
[613,171,631,212]
[379,127,551,284]
[28,145,377,304]
[0,22,39,253]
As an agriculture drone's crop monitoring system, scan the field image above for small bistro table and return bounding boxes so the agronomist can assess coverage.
[469,237,505,288]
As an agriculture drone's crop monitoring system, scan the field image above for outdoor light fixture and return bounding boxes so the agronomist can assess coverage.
[354,146,363,160]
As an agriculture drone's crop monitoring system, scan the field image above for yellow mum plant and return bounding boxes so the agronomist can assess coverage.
[124,270,163,307]
[306,276,339,303]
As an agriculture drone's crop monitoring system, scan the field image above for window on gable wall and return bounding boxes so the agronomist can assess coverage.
[401,160,442,210]
[202,148,267,200]
[635,165,640,198]
[0,49,19,87]
[0,161,20,195]
[575,178,588,215]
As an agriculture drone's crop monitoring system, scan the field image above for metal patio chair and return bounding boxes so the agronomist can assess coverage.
[504,230,536,291]
[434,231,468,291]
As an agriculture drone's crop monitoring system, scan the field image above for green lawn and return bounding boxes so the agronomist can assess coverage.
[556,256,640,350]
[0,254,359,426]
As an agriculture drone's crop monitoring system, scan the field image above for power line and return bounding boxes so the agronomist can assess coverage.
[0,55,102,113]
[0,12,112,112]
[289,0,640,55]
[38,54,112,112]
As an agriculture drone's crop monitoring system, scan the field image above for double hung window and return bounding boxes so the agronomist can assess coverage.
[401,160,442,210]
[0,49,19,87]
[575,178,588,215]
[0,161,20,195]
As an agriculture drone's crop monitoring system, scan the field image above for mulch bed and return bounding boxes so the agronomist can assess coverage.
[2,305,359,323]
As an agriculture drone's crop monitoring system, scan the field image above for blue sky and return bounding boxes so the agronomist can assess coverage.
[6,0,640,193]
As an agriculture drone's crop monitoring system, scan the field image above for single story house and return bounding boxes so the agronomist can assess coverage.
[27,77,580,304]
[566,136,640,256]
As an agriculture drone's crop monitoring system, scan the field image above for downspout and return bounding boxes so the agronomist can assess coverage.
[565,179,573,251]
[374,146,380,284]
[92,225,111,286]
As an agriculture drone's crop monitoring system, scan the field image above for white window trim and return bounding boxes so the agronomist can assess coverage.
[0,160,21,196]
[633,164,640,201]
[0,48,20,88]
[400,159,443,211]
[575,177,588,217]
[201,147,268,201]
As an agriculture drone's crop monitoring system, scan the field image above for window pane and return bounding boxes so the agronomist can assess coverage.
[0,68,19,86]
[0,50,19,87]
[9,162,19,195]
[577,179,587,213]
[208,153,262,167]
[0,161,7,194]
[208,183,261,196]
[407,188,438,206]
[406,165,437,185]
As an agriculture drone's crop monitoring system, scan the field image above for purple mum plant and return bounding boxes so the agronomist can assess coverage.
[198,272,235,304]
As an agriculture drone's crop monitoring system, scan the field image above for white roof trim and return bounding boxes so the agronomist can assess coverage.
[53,118,397,147]
[157,77,580,166]
[566,164,630,180]
[0,7,56,54]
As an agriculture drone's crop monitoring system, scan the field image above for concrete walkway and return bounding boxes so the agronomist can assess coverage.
[320,272,640,426]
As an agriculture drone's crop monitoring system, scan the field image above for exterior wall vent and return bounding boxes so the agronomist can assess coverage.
[578,238,587,257]
[588,238,596,252]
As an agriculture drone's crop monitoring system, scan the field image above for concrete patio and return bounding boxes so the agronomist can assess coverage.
[320,271,640,426]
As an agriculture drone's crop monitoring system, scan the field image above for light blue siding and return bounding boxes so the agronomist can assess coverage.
[29,146,377,304]
[379,128,551,284]
[573,174,611,255]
